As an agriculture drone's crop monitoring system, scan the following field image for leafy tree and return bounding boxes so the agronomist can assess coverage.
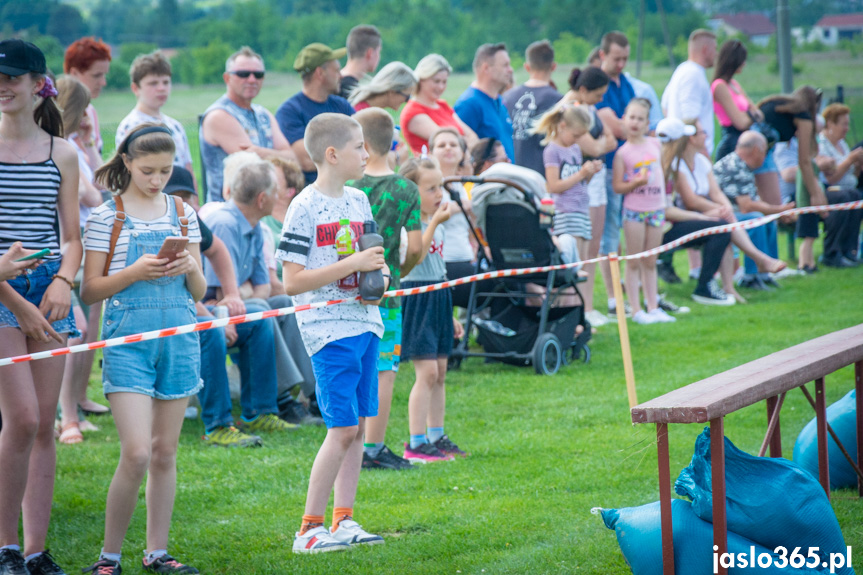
[47,4,88,46]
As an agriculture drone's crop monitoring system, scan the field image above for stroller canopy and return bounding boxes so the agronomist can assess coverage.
[470,163,550,233]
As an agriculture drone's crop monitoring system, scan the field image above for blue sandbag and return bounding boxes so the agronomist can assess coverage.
[675,428,853,575]
[793,389,858,490]
[601,499,822,574]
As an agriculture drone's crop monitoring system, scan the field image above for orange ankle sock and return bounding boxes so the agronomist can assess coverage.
[300,514,325,535]
[332,507,353,532]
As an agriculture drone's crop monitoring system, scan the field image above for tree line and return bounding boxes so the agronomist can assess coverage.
[2,0,860,89]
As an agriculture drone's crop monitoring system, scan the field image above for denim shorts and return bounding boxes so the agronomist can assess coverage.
[101,295,202,400]
[0,259,78,337]
[377,306,402,373]
[311,331,379,428]
[623,208,666,228]
[752,148,778,175]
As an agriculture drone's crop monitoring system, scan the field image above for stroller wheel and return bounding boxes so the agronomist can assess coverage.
[533,333,562,375]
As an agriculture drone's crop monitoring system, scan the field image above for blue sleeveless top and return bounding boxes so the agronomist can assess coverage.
[199,95,273,202]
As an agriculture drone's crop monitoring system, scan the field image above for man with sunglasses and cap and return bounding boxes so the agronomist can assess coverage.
[200,46,296,203]
[275,43,355,185]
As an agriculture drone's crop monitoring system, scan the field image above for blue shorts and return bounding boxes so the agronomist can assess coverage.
[0,259,78,337]
[101,295,202,400]
[377,306,402,373]
[311,331,380,428]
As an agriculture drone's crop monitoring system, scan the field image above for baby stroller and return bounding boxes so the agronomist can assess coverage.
[446,163,591,375]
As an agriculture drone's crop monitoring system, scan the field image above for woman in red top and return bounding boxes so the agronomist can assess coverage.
[400,54,478,155]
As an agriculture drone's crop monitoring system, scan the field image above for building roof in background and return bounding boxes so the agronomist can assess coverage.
[814,13,863,29]
[711,12,776,36]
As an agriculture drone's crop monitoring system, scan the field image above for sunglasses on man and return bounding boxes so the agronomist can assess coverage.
[229,70,265,79]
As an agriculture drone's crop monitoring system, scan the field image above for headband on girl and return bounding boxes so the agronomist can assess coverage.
[119,126,174,154]
[37,76,58,99]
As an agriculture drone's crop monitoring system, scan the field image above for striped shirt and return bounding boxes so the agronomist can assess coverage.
[84,194,201,276]
[0,159,62,261]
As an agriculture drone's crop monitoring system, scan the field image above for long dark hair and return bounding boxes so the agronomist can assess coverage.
[95,123,176,194]
[33,74,64,138]
[757,85,822,120]
[713,40,747,83]
[569,66,609,92]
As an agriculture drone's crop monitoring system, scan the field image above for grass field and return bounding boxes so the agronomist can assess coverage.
[51,249,863,574]
[44,47,863,574]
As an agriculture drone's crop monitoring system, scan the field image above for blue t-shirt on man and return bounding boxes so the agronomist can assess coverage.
[454,86,515,161]
[275,92,355,183]
[595,73,636,168]
[203,201,269,289]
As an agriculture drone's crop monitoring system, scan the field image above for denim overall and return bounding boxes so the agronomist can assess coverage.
[101,197,202,399]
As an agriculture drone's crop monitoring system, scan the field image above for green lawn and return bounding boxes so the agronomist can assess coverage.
[53,246,863,575]
[53,48,863,574]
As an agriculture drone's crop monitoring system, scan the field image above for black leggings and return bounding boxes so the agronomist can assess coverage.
[662,220,732,291]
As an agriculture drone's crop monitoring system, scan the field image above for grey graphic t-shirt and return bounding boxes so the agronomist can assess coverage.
[275,185,384,356]
[503,84,562,175]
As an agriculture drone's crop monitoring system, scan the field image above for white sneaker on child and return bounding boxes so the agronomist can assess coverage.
[292,526,351,554]
[649,308,677,323]
[632,310,656,325]
[329,520,385,546]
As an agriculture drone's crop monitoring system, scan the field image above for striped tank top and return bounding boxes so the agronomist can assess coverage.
[0,137,62,261]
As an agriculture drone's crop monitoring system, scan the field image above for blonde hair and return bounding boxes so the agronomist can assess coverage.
[349,61,416,106]
[413,54,451,95]
[661,118,697,184]
[354,107,394,156]
[399,156,441,185]
[304,113,362,165]
[55,76,91,137]
[532,103,594,146]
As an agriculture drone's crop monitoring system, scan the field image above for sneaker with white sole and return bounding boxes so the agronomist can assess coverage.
[292,526,351,554]
[632,310,656,325]
[608,300,632,318]
[585,309,611,327]
[692,280,735,306]
[329,520,385,546]
[771,267,803,280]
[649,308,677,323]
[656,296,689,314]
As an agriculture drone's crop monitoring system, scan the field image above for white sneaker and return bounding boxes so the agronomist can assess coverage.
[585,309,611,327]
[772,267,803,280]
[329,520,385,546]
[293,526,351,554]
[632,310,656,324]
[649,308,677,323]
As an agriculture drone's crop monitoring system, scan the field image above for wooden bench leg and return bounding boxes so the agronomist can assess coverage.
[711,417,728,575]
[857,361,863,497]
[657,423,675,575]
[760,394,784,458]
[815,378,831,499]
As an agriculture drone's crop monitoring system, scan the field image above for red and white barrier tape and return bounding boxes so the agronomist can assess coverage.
[2,200,860,367]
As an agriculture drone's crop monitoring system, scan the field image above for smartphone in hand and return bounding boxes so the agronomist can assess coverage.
[156,237,189,262]
[14,248,51,262]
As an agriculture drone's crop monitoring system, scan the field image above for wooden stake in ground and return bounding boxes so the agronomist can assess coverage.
[609,253,637,408]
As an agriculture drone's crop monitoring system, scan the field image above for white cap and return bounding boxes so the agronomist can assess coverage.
[656,117,697,142]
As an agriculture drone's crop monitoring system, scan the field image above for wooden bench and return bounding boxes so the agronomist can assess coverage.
[630,324,863,575]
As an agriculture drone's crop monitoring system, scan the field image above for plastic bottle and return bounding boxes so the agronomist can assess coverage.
[539,198,554,229]
[358,220,386,300]
[335,218,358,290]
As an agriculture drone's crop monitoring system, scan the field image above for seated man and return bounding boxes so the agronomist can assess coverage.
[203,158,319,426]
[163,167,285,447]
[713,131,795,290]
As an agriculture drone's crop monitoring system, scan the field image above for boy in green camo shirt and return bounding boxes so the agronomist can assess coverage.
[349,108,422,470]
